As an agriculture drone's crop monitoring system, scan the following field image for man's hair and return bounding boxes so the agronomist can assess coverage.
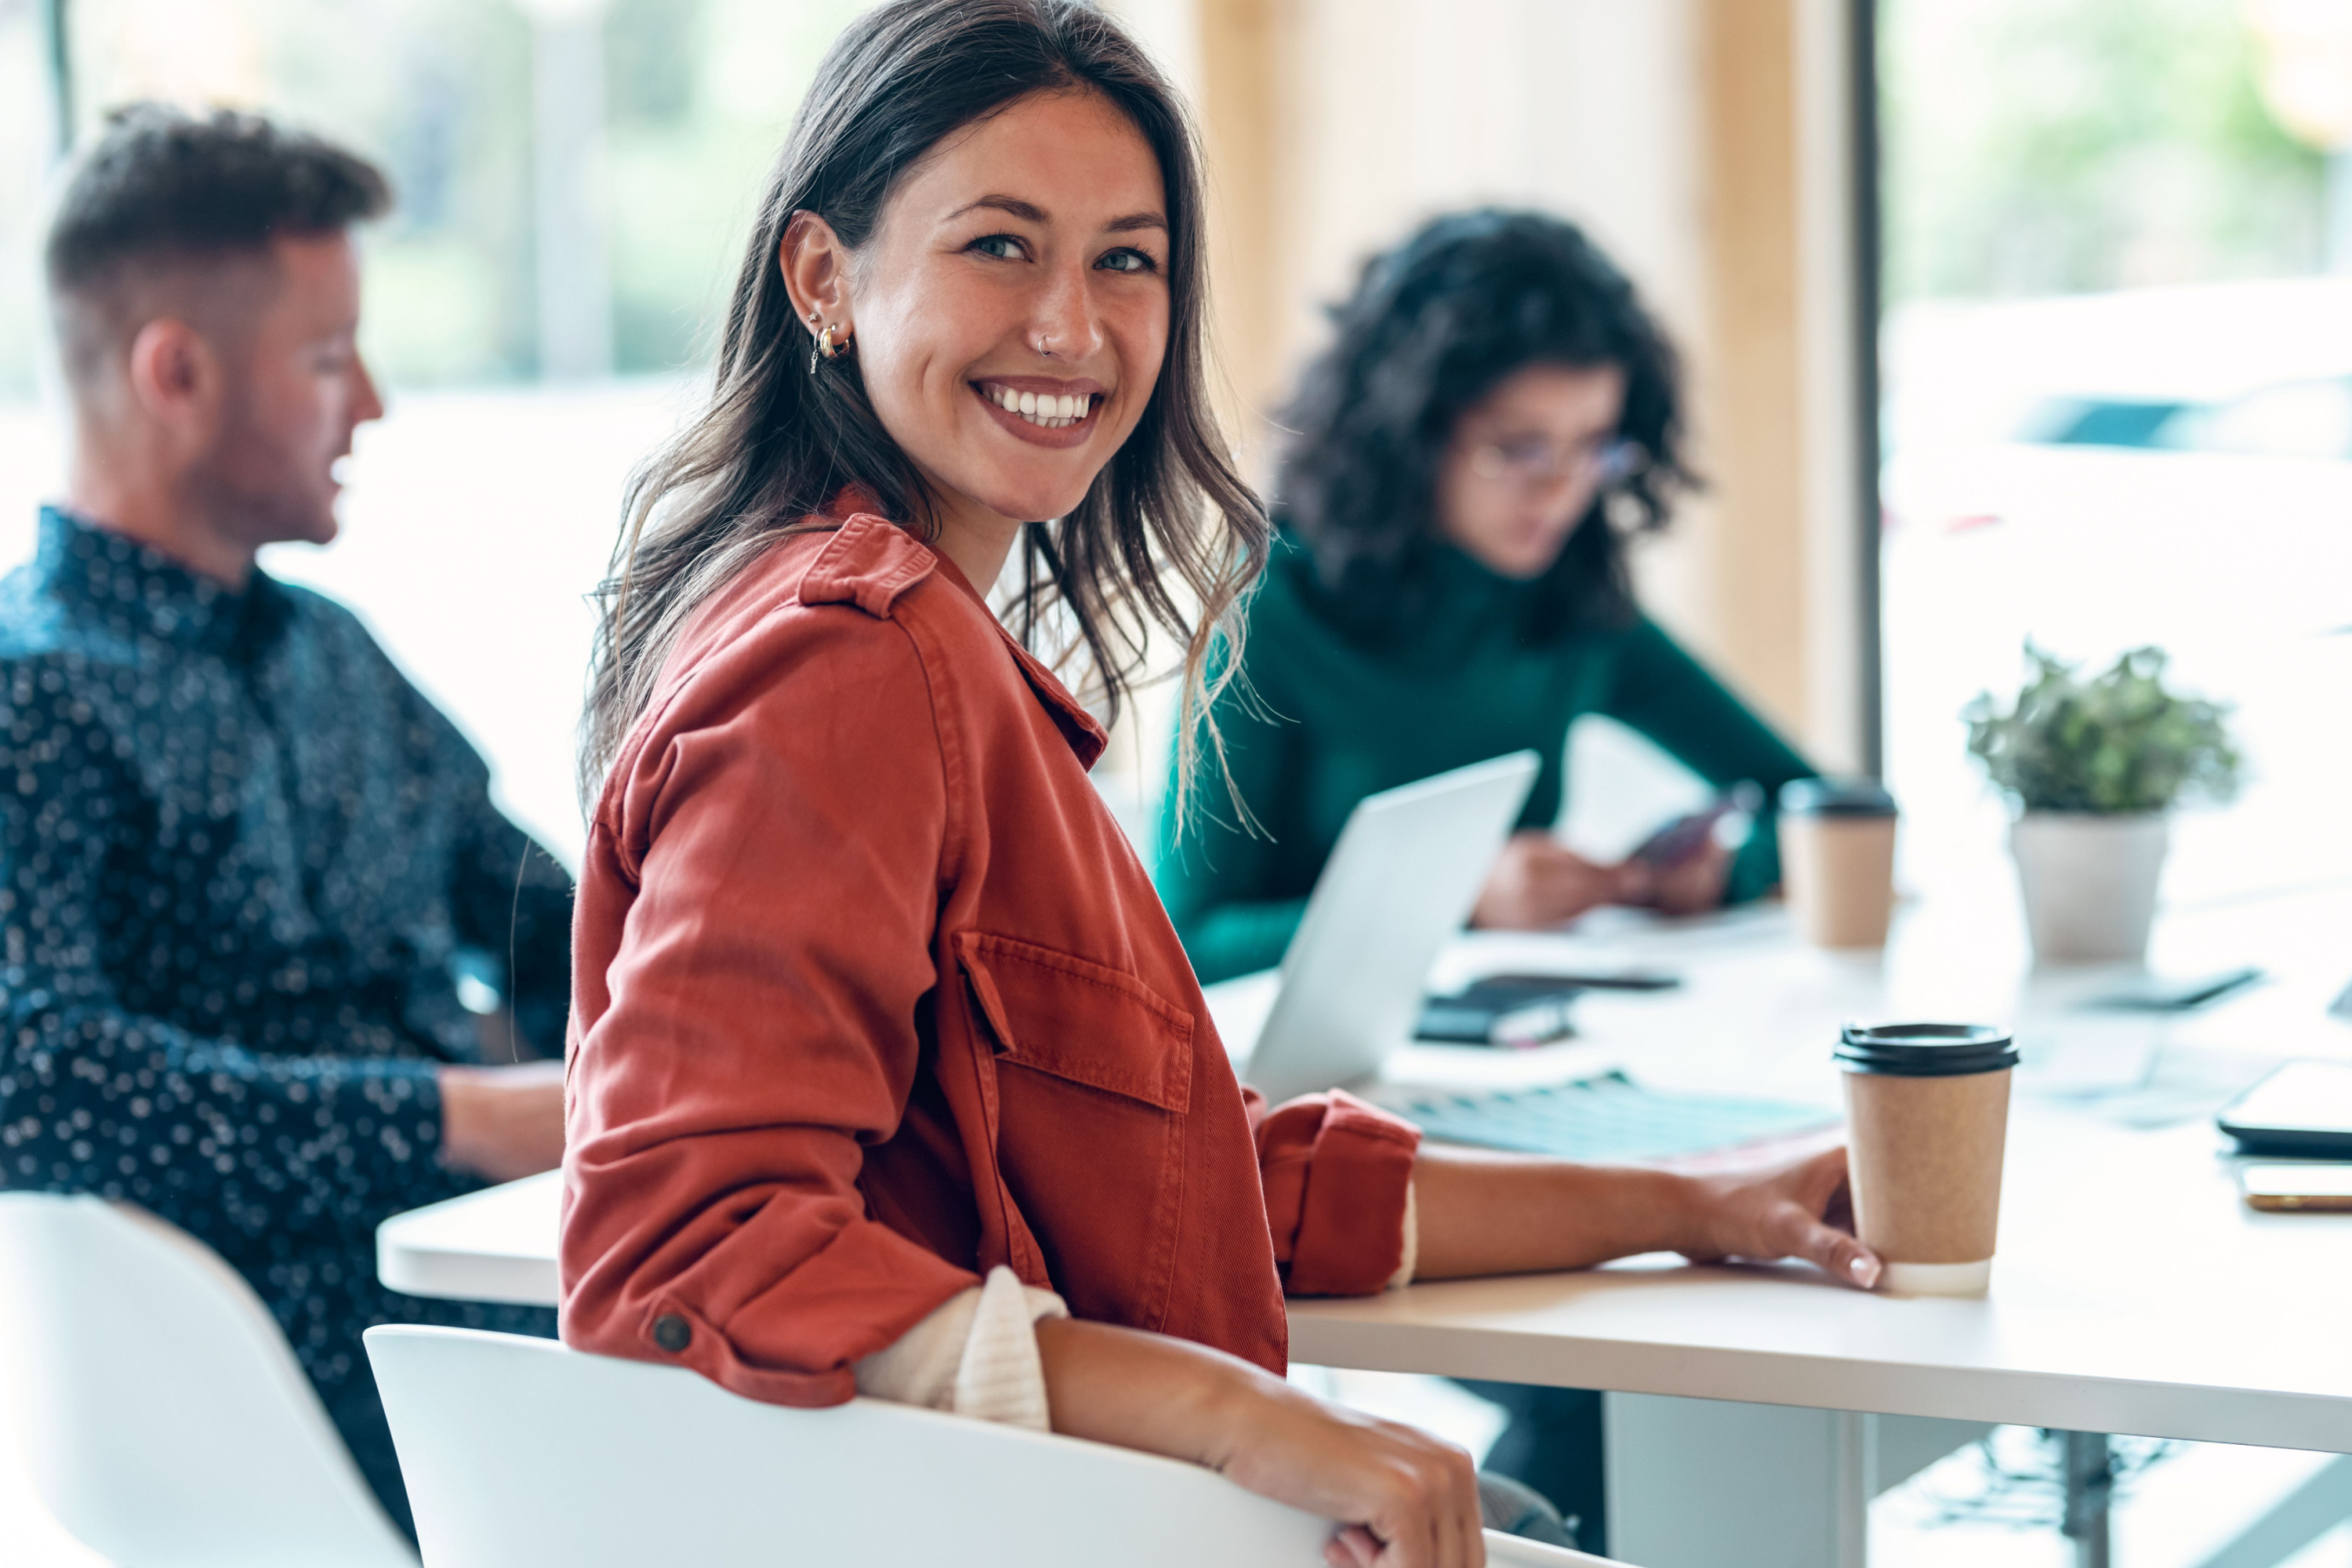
[45,103,390,385]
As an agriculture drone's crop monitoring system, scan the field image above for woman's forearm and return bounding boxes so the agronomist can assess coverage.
[1031,1315,1265,1463]
[1031,1315,1485,1558]
[1410,1142,1880,1289]
[1409,1145,1702,1279]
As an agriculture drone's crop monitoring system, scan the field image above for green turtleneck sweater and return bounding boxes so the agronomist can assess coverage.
[1154,534,1817,985]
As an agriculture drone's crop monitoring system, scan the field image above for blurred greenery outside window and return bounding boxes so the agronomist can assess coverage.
[1884,0,2328,305]
[0,0,870,400]
[5,0,2335,405]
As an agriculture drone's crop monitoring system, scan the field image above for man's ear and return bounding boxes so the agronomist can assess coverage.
[779,211,855,346]
[124,317,223,447]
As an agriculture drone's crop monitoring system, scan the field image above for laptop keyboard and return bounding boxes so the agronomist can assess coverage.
[1384,1073,1840,1163]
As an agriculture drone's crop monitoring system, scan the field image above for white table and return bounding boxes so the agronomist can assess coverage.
[378,1170,561,1308]
[378,887,2352,1566]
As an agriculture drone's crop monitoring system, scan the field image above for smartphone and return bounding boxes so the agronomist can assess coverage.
[1416,976,1581,1047]
[1472,968,1682,993]
[1629,782,1764,869]
[2216,1060,2352,1156]
[2240,1163,2352,1212]
[2083,967,2263,1012]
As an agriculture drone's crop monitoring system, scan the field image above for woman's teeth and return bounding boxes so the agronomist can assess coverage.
[984,384,1092,430]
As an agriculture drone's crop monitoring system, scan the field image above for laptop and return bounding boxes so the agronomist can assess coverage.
[1225,751,1541,1103]
[1213,750,1842,1163]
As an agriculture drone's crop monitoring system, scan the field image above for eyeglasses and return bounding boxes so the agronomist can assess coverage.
[1464,435,1648,492]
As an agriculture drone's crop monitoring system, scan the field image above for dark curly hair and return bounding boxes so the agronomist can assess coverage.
[1275,209,1693,638]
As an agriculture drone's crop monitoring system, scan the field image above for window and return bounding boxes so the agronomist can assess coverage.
[0,0,869,860]
[1880,0,2352,909]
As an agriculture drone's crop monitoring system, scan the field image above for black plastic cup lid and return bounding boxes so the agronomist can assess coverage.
[1780,777,1897,818]
[1835,1022,2017,1076]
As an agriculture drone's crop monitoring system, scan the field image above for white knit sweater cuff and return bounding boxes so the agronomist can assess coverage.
[851,1266,1069,1432]
[1387,1180,1419,1290]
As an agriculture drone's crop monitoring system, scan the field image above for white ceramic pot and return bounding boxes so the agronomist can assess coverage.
[2008,812,2170,964]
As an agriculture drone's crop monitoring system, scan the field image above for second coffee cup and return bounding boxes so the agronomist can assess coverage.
[1778,777,1898,949]
[1838,1022,2017,1296]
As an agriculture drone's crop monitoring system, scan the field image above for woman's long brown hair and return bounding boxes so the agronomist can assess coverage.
[579,0,1267,815]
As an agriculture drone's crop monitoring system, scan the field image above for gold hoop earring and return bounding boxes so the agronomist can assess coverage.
[809,323,851,372]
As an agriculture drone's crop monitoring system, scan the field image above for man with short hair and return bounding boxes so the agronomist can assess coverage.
[0,104,571,1537]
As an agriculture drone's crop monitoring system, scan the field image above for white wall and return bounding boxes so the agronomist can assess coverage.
[1279,0,1705,374]
[1267,0,1722,656]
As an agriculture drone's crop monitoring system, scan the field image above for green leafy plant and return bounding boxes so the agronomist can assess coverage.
[1964,644,2241,814]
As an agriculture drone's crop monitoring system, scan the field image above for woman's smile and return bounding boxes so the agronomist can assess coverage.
[971,375,1106,447]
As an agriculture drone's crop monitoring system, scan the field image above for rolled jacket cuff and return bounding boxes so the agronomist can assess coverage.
[1283,1089,1423,1296]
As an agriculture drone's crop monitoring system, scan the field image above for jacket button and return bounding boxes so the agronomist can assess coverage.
[652,1314,691,1353]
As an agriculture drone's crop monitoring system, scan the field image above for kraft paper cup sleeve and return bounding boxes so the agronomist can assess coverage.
[1780,815,1898,949]
[1842,1068,2012,1295]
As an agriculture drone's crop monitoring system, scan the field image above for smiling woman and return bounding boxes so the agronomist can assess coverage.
[559,7,1875,1568]
[579,1,1258,804]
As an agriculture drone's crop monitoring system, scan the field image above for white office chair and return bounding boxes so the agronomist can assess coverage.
[0,1192,419,1567]
[366,1325,1619,1567]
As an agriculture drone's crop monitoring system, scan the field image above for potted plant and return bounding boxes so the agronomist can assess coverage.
[1964,645,2240,963]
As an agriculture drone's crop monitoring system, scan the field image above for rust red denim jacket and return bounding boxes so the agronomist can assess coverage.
[560,508,1420,1406]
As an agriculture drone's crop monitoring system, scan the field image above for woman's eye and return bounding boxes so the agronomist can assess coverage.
[970,234,1025,261]
[1097,248,1156,274]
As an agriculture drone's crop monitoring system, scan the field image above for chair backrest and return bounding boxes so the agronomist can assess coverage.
[366,1326,1613,1568]
[0,1192,419,1568]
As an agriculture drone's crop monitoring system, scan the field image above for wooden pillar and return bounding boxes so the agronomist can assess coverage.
[1193,0,1292,477]
[1698,0,1809,739]
[1696,0,1872,771]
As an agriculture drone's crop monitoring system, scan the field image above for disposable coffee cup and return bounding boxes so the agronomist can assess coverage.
[1837,1022,2017,1296]
[1778,778,1898,949]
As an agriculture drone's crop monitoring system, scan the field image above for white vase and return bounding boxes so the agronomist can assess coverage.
[2008,812,2171,964]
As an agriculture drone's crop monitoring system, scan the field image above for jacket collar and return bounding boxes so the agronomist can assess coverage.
[35,506,292,658]
[818,493,1108,769]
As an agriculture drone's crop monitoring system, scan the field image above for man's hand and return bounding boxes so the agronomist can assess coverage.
[1470,832,1644,929]
[437,1060,566,1182]
[1674,1145,1882,1290]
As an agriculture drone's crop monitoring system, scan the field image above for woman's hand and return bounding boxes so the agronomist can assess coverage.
[1033,1318,1484,1568]
[1410,1142,1880,1290]
[1210,1375,1485,1568]
[1471,832,1642,929]
[1673,1145,1882,1290]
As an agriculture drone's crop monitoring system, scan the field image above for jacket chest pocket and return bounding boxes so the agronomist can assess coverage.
[955,932,1194,1330]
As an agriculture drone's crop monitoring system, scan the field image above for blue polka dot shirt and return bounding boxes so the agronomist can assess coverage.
[0,506,572,1534]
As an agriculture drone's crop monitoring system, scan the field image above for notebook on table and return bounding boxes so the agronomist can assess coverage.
[1378,1072,1841,1163]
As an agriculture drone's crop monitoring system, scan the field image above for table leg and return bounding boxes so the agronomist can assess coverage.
[2061,1431,2114,1568]
[1605,1393,1871,1568]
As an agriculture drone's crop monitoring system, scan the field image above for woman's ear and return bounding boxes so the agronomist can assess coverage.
[779,211,855,347]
